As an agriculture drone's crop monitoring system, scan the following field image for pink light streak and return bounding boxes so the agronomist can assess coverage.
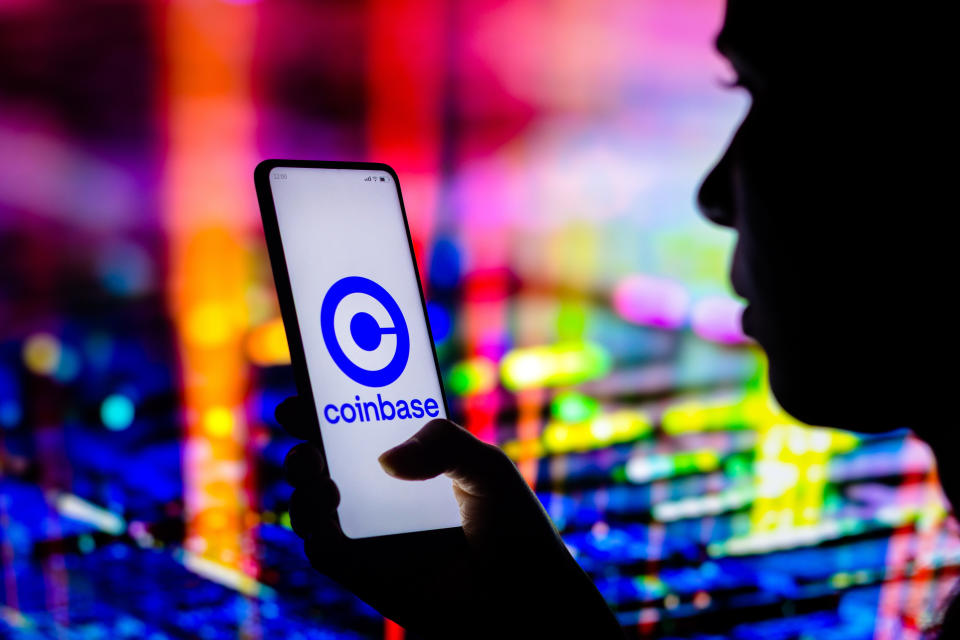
[690,295,748,345]
[612,274,690,330]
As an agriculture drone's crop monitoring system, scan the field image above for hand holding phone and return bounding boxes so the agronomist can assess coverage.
[256,160,621,637]
[278,396,624,639]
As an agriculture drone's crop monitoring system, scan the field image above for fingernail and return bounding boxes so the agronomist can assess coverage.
[378,439,421,477]
[378,454,399,477]
[378,448,403,476]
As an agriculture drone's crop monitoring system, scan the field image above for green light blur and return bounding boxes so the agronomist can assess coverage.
[556,301,588,340]
[447,357,497,396]
[551,392,599,423]
[724,454,752,478]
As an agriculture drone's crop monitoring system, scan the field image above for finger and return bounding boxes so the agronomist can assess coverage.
[274,396,317,441]
[283,442,326,488]
[303,518,353,582]
[306,525,476,624]
[303,523,396,603]
[288,481,340,539]
[378,419,516,495]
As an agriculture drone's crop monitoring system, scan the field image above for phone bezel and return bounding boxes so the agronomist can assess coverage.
[254,158,462,541]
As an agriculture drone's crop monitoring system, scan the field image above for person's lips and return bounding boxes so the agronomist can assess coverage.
[729,242,754,301]
[741,303,756,338]
[731,277,749,301]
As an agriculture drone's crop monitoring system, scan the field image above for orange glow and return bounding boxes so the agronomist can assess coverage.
[516,389,543,487]
[163,0,259,590]
[246,317,291,366]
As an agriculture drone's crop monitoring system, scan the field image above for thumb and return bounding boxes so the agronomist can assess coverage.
[378,419,514,495]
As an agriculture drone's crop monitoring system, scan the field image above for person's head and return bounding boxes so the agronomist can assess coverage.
[697,2,948,435]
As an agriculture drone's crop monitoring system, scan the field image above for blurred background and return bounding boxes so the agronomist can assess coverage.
[0,1,957,639]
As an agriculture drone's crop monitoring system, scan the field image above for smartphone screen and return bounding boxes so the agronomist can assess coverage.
[263,164,460,539]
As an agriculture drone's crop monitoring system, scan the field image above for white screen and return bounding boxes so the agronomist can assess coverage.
[269,166,461,538]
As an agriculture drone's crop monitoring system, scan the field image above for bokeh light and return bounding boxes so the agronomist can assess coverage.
[22,333,61,376]
[203,407,236,439]
[100,394,136,431]
[500,342,611,390]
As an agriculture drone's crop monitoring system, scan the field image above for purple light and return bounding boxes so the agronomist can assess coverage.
[690,296,749,345]
[612,274,690,329]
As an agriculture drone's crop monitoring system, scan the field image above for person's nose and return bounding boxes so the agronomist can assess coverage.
[697,150,736,229]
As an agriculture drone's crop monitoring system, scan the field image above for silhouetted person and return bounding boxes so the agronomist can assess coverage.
[278,2,955,637]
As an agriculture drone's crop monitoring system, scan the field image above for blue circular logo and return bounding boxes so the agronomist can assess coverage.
[320,276,410,387]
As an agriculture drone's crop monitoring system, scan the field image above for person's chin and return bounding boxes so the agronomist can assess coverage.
[766,362,836,426]
[765,349,902,434]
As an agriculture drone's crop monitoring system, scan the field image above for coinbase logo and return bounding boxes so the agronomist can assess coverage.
[320,276,410,387]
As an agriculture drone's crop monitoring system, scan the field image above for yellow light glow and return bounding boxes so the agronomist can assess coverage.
[742,356,860,536]
[501,438,545,460]
[23,333,61,375]
[500,341,611,390]
[184,301,245,348]
[246,317,290,366]
[203,407,235,438]
[506,408,653,458]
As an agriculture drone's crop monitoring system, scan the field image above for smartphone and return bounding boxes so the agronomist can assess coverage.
[254,160,461,539]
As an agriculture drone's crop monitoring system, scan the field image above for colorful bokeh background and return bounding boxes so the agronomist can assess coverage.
[1,1,957,639]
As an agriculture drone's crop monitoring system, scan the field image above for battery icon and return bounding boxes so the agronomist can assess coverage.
[379,177,385,182]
